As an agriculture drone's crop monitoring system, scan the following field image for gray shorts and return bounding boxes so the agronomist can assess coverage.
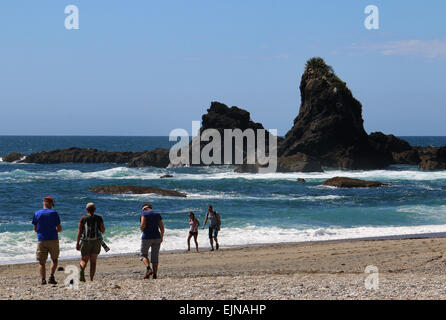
[140,238,161,263]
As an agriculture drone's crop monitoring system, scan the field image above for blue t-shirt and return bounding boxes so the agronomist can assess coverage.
[32,209,61,242]
[141,210,162,240]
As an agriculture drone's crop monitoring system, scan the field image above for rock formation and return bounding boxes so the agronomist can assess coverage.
[368,132,420,165]
[322,177,388,188]
[127,149,170,168]
[171,101,280,167]
[89,186,187,197]
[2,148,170,168]
[416,146,446,170]
[279,57,391,170]
[2,152,24,163]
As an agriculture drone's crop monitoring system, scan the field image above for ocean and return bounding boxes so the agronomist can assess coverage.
[1,136,446,264]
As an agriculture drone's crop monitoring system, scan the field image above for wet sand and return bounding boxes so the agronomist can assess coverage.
[2,237,446,300]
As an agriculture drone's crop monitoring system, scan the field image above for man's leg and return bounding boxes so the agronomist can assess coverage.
[48,240,60,284]
[151,240,161,279]
[213,228,219,250]
[39,261,46,282]
[89,254,98,281]
[209,228,214,250]
[37,242,49,284]
[50,259,58,277]
[140,240,152,279]
[214,236,219,250]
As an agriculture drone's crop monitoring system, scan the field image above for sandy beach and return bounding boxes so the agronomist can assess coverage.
[2,237,446,300]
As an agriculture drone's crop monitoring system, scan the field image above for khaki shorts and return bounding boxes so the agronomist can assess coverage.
[80,239,102,256]
[36,240,60,262]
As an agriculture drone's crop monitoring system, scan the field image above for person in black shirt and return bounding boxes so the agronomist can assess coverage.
[76,203,105,282]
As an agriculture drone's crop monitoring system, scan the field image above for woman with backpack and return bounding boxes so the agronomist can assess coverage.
[76,202,106,282]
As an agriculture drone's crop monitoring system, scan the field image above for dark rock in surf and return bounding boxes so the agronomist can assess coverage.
[89,185,187,198]
[21,148,137,164]
[160,174,174,179]
[417,146,446,170]
[2,147,170,168]
[368,132,420,165]
[2,152,25,163]
[277,153,323,172]
[322,177,388,188]
[127,148,170,168]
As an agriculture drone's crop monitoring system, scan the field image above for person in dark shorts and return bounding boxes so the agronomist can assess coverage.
[187,212,200,252]
[140,203,164,279]
[32,196,63,285]
[202,205,221,251]
[76,203,105,282]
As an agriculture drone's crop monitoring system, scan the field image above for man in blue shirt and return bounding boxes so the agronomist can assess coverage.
[140,203,164,280]
[32,196,63,285]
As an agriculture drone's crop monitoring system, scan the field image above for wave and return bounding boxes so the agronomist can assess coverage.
[101,191,347,202]
[2,224,446,264]
[1,166,446,182]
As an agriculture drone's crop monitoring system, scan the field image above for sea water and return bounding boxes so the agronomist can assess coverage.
[1,136,446,264]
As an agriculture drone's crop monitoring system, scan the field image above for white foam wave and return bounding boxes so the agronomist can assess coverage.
[397,205,446,216]
[2,224,446,264]
[102,192,346,202]
[1,166,446,182]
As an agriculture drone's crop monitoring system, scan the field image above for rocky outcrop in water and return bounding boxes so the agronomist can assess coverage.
[171,101,280,167]
[89,185,187,197]
[322,177,388,188]
[2,148,170,168]
[368,132,420,165]
[416,146,446,170]
[2,152,24,163]
[127,149,170,168]
[279,58,391,170]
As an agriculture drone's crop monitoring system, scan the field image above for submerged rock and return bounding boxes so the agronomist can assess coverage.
[160,174,174,179]
[322,177,388,188]
[89,186,187,197]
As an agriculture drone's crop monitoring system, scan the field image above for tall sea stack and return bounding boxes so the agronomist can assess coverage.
[278,57,391,170]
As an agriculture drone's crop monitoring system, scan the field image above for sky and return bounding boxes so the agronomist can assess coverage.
[0,0,445,136]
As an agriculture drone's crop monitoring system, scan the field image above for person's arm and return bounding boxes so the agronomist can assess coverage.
[32,214,37,232]
[99,217,105,233]
[202,213,208,229]
[76,218,83,251]
[217,213,221,230]
[55,213,62,232]
[196,218,200,227]
[159,219,165,243]
[140,216,146,231]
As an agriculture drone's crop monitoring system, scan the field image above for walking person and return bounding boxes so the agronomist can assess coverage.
[76,203,105,282]
[202,205,221,251]
[32,196,62,285]
[140,203,164,279]
[187,212,200,252]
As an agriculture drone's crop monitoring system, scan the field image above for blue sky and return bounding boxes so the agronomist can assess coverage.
[0,0,445,136]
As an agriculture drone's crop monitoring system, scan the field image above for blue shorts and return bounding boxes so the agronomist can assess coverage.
[209,226,219,239]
